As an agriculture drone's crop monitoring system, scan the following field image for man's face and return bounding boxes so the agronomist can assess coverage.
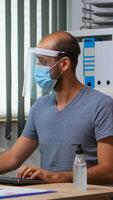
[37,55,62,80]
[36,39,70,83]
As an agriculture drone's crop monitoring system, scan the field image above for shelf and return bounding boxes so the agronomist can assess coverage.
[82,0,113,29]
[81,25,113,29]
[92,3,113,8]
[83,0,113,8]
[83,17,113,26]
[82,8,113,17]
[70,28,113,38]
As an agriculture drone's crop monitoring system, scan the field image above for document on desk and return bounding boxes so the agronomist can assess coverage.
[0,186,56,199]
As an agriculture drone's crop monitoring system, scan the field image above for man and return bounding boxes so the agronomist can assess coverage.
[0,31,113,184]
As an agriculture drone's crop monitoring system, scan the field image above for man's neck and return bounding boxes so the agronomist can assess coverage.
[55,78,84,111]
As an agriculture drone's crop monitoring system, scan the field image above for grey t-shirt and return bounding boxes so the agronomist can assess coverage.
[22,86,113,171]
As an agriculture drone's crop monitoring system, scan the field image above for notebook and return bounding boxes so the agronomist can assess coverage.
[0,185,56,199]
[0,177,45,186]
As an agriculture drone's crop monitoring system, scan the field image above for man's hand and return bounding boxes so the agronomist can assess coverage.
[17,165,72,183]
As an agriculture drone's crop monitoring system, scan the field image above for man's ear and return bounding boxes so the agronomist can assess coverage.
[60,57,70,72]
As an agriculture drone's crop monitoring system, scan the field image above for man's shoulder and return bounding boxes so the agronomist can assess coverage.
[87,86,113,106]
[38,93,53,102]
[87,86,112,99]
[32,93,54,108]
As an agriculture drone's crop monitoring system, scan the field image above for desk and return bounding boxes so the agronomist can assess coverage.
[1,183,113,200]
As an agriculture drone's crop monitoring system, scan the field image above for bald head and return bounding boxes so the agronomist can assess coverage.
[38,32,73,48]
[38,31,81,71]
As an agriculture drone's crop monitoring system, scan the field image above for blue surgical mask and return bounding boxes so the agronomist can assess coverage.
[34,65,57,92]
[34,58,64,92]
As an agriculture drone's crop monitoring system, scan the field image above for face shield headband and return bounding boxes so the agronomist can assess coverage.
[22,47,66,99]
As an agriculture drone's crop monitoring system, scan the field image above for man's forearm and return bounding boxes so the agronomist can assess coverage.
[56,164,113,184]
[87,164,113,185]
[56,171,73,183]
[0,151,19,174]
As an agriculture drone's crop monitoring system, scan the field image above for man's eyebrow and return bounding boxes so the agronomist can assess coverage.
[37,55,49,60]
[37,57,49,65]
[37,56,46,61]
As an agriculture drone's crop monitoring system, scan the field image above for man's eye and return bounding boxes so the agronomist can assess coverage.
[37,61,48,66]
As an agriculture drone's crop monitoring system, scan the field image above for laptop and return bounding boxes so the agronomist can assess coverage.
[0,176,45,186]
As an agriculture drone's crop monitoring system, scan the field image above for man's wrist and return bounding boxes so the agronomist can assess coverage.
[52,171,73,183]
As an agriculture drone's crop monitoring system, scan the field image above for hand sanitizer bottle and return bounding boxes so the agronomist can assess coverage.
[73,144,87,190]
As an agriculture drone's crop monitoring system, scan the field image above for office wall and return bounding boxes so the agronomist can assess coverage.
[67,0,82,31]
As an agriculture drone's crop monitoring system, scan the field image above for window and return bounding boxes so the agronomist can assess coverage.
[0,0,41,120]
[0,0,67,125]
[0,0,6,119]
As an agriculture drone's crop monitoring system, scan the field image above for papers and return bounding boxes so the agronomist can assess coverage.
[0,186,56,199]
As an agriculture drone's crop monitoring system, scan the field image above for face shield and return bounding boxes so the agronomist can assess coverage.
[22,47,65,99]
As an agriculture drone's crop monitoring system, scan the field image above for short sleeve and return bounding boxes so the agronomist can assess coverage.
[22,103,38,141]
[94,96,113,141]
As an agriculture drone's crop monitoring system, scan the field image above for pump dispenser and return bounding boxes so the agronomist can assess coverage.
[73,144,87,190]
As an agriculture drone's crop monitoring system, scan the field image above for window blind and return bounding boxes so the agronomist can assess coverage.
[0,0,67,138]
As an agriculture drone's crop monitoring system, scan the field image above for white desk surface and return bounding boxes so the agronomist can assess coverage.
[1,183,113,200]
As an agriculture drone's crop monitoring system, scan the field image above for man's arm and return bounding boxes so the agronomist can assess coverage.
[18,136,113,184]
[0,136,38,174]
[88,136,113,184]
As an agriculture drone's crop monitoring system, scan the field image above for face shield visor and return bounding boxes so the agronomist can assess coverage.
[22,47,65,99]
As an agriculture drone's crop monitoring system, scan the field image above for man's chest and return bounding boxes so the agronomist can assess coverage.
[34,105,94,145]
